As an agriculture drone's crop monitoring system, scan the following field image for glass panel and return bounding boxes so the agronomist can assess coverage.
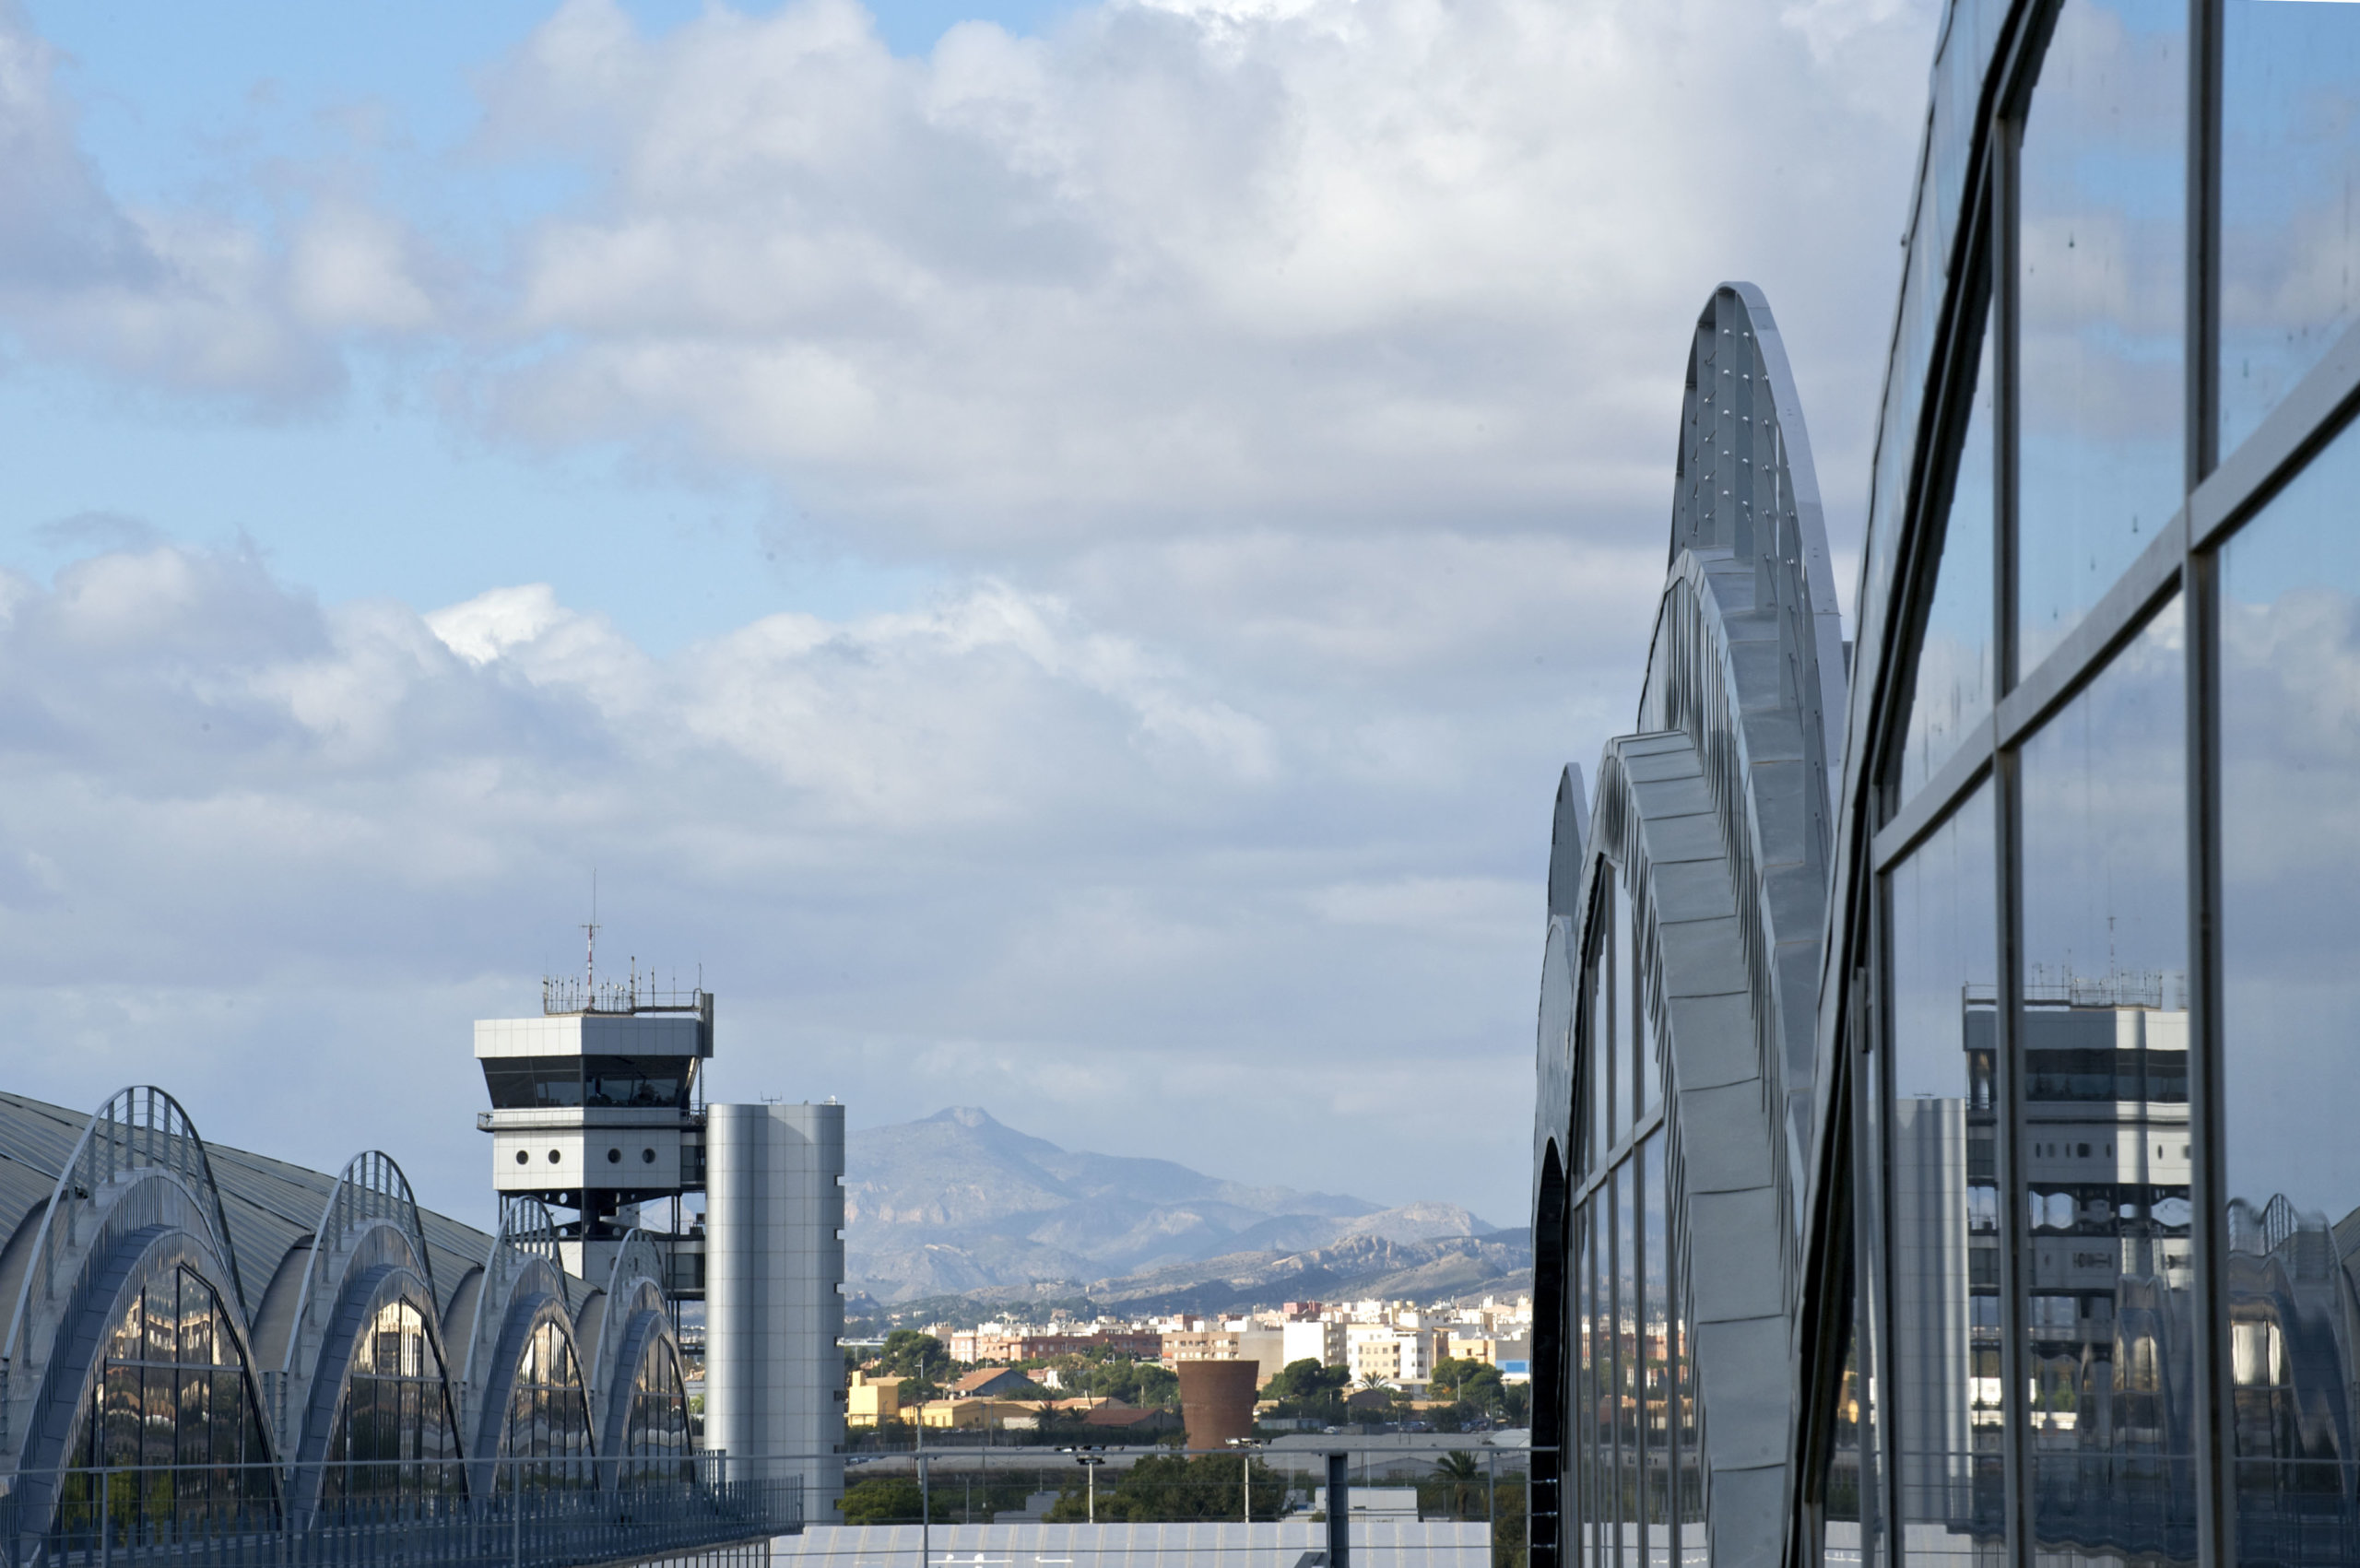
[1828,1319,1868,1565]
[2015,0,2187,671]
[1633,891,1661,1122]
[2017,600,2190,1566]
[1617,1164,1640,1567]
[1613,867,1636,1136]
[2222,3,2360,456]
[1640,1135,1670,1568]
[583,1055,693,1108]
[1888,780,2001,1566]
[1676,1222,1701,1549]
[1902,320,1996,802]
[1591,891,1614,1167]
[2220,417,2360,1564]
[1858,1024,1890,1568]
[1577,1205,1597,1568]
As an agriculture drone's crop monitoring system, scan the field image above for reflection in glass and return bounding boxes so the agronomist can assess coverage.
[324,1297,462,1510]
[2015,0,2186,670]
[1640,1135,1670,1566]
[1902,324,1995,802]
[1676,1191,1702,1550]
[1586,1208,1604,1568]
[1842,1030,1889,1568]
[55,1266,277,1546]
[1592,879,1615,1171]
[2017,601,2190,1566]
[1611,868,1633,1149]
[1632,888,1661,1124]
[2221,416,2360,1564]
[1887,782,2000,1566]
[501,1318,594,1491]
[621,1329,694,1482]
[2222,3,2360,456]
[1618,1165,1640,1567]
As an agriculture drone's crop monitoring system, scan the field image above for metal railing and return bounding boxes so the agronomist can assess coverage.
[814,1438,1534,1566]
[0,1459,797,1568]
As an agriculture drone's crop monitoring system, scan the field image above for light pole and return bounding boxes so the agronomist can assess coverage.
[1226,1437,1266,1525]
[1060,1445,1106,1524]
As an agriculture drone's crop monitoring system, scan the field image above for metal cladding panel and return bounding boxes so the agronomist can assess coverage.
[477,1014,705,1058]
[707,1102,846,1515]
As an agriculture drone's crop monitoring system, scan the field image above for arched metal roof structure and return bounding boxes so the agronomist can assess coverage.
[1533,283,1846,1568]
[0,1085,782,1563]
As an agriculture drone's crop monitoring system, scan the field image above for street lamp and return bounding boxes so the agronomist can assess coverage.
[1226,1437,1266,1525]
[1059,1445,1106,1524]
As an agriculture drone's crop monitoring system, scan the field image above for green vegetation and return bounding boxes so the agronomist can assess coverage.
[1263,1358,1351,1402]
[1044,1453,1287,1522]
[838,1478,925,1524]
[873,1330,952,1402]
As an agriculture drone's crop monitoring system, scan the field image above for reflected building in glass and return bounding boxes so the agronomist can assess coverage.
[1531,3,2360,1565]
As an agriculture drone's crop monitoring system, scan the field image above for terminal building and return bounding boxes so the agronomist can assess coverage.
[0,976,845,1567]
[1532,3,2360,1565]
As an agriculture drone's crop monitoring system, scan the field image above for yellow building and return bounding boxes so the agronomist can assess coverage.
[915,1397,1041,1430]
[846,1371,905,1427]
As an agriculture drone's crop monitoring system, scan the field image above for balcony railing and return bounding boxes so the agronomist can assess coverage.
[0,1461,798,1568]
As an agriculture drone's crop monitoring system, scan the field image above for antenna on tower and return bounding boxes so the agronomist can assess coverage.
[584,869,600,993]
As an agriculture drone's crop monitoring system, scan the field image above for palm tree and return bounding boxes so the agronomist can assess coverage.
[1432,1450,1484,1520]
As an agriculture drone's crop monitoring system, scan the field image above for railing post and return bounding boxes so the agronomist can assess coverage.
[1326,1452,1349,1568]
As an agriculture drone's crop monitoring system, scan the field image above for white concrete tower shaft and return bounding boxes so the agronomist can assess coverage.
[705,1102,846,1518]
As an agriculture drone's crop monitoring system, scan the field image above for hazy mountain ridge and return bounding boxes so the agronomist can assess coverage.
[845,1107,1498,1302]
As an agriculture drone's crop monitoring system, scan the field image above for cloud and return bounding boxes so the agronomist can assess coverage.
[456,0,1937,552]
[0,0,1948,1221]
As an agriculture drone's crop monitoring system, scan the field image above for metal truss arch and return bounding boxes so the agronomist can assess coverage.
[0,1087,249,1468]
[265,1152,438,1440]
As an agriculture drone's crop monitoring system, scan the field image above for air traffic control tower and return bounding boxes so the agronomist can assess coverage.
[475,966,846,1515]
[477,970,714,1289]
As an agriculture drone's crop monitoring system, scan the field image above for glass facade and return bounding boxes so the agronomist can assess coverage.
[54,1264,278,1542]
[321,1298,464,1509]
[620,1328,694,1482]
[2221,1,2360,454]
[1540,5,2360,1567]
[498,1318,595,1491]
[1886,782,2000,1566]
[1825,2,2360,1565]
[2218,416,2360,1565]
[2013,0,2186,671]
[481,1055,697,1111]
[1569,865,1685,1568]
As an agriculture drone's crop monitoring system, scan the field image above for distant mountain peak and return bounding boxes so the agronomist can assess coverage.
[929,1106,999,1128]
[844,1105,1492,1303]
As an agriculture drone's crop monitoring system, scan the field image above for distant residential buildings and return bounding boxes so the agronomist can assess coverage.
[886,1294,1535,1399]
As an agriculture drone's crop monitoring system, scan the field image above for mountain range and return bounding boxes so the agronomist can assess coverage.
[844,1107,1523,1305]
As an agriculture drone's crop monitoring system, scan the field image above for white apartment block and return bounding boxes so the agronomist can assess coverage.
[1282,1318,1347,1369]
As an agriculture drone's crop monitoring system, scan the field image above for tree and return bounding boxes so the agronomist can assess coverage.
[874,1330,950,1401]
[1264,1359,1351,1403]
[1423,1451,1485,1520]
[839,1478,925,1524]
[1430,1357,1506,1411]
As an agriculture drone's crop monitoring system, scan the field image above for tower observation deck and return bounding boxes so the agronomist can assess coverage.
[474,972,711,1296]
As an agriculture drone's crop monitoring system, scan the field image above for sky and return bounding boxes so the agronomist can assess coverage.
[0,0,1941,1235]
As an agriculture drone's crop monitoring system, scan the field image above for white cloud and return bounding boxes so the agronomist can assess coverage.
[458,0,1938,552]
[0,0,1947,1220]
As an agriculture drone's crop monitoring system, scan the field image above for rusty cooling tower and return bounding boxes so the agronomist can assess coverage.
[1175,1360,1257,1449]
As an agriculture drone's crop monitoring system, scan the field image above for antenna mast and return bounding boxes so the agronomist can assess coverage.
[584,869,600,993]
